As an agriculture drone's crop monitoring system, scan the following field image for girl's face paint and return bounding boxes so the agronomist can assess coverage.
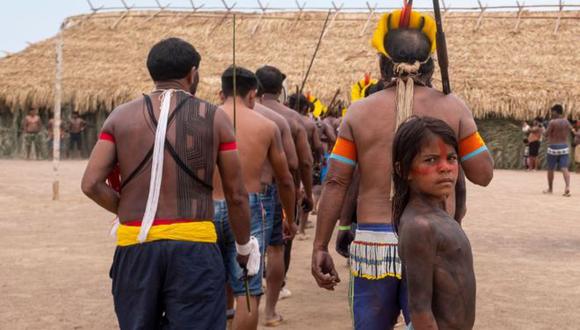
[408,136,459,198]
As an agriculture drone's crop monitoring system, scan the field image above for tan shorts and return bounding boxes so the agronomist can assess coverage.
[575,145,580,164]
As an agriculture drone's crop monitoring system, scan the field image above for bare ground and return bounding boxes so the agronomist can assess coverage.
[0,160,579,329]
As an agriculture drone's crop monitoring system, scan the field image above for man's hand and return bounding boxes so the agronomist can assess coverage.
[283,220,298,241]
[236,253,249,269]
[335,229,354,258]
[302,193,314,212]
[311,249,340,290]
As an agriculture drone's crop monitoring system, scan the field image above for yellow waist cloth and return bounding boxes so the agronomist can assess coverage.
[117,221,217,246]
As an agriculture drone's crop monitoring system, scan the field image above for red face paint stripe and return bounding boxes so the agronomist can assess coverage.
[219,141,237,151]
[99,132,115,143]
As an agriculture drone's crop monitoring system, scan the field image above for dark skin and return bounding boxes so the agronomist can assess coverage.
[81,70,251,260]
[313,83,493,290]
[398,138,475,330]
[261,93,314,212]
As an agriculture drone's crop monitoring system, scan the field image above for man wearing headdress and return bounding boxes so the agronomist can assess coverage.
[81,38,254,329]
[311,4,494,329]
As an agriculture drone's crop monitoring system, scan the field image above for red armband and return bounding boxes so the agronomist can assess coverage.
[219,141,237,151]
[99,132,115,143]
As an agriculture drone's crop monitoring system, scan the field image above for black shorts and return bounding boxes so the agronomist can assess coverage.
[529,141,540,157]
[110,240,226,330]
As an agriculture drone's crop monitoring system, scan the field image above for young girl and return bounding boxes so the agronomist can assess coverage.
[392,116,476,330]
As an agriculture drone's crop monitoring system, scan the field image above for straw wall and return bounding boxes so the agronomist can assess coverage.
[0,10,578,119]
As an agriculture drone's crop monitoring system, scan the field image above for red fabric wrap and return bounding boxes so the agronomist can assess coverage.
[106,165,121,193]
[219,141,237,151]
[99,132,115,143]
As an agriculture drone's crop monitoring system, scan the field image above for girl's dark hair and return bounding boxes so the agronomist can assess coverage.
[391,116,458,232]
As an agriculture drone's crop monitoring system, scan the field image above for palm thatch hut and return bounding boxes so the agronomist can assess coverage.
[0,10,578,167]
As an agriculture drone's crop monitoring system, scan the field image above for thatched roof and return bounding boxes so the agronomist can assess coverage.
[0,10,578,119]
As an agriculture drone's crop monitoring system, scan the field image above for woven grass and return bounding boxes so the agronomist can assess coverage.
[0,10,578,119]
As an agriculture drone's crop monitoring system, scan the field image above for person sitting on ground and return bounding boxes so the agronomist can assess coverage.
[393,116,476,330]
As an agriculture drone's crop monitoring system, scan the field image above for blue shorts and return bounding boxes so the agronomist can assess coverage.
[260,184,284,246]
[547,144,570,170]
[110,240,226,330]
[349,223,409,330]
[214,194,265,296]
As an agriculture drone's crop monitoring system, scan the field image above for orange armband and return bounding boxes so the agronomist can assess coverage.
[459,132,488,162]
[330,137,357,166]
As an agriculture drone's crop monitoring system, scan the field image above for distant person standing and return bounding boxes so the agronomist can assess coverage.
[69,111,86,158]
[527,119,544,171]
[22,108,43,160]
[543,104,574,196]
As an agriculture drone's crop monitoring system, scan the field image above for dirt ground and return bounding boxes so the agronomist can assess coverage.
[1,160,579,330]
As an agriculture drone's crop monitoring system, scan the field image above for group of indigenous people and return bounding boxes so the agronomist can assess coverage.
[86,2,580,329]
[21,109,86,160]
[82,37,326,329]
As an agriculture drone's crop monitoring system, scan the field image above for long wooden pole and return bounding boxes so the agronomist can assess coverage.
[433,0,451,94]
[52,23,64,201]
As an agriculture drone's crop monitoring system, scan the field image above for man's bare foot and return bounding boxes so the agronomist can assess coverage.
[542,189,553,194]
[279,287,292,300]
[263,314,284,327]
[563,190,571,197]
[296,233,310,241]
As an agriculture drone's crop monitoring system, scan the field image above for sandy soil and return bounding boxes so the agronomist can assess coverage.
[1,160,579,330]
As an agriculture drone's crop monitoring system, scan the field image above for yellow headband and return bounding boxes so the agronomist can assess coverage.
[371,9,437,58]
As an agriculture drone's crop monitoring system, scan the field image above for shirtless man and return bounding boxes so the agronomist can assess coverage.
[311,9,493,329]
[253,101,299,326]
[81,38,252,329]
[68,111,86,158]
[287,93,324,238]
[527,119,544,170]
[544,104,575,196]
[256,65,314,300]
[22,108,43,160]
[214,66,295,330]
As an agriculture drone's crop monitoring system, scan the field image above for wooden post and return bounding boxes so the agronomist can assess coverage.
[179,0,205,23]
[360,2,377,36]
[553,0,564,34]
[474,0,487,32]
[251,0,269,35]
[442,0,450,21]
[209,0,236,35]
[111,0,134,29]
[53,23,64,201]
[513,0,525,32]
[146,0,170,22]
[323,1,343,38]
[291,1,306,32]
